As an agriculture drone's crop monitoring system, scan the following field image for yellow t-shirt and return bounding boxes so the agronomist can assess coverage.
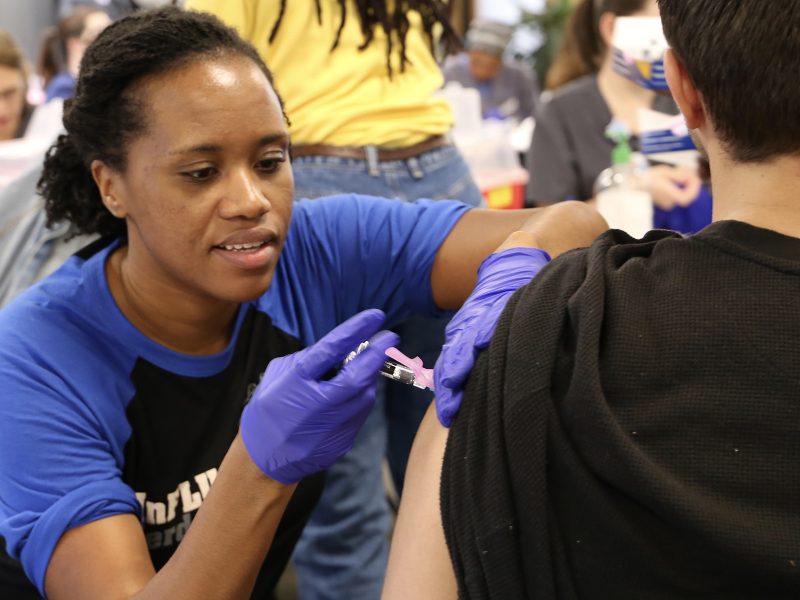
[185,0,454,147]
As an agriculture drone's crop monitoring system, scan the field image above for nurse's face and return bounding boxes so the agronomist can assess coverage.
[99,54,294,305]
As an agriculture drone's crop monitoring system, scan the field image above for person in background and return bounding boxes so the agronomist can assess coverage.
[0,31,32,141]
[443,18,539,122]
[527,0,711,234]
[38,7,111,102]
[183,1,486,598]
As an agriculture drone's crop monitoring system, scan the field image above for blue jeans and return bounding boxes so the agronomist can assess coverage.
[290,144,483,600]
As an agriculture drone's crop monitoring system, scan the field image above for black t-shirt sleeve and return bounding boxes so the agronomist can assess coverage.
[442,224,800,599]
[441,240,594,599]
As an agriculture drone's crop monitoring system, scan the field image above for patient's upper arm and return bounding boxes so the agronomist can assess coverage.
[382,403,457,600]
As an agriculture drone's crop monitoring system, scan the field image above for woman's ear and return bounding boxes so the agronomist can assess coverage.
[598,12,616,50]
[91,159,128,219]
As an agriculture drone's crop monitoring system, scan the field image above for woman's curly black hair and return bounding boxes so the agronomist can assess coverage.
[38,7,285,239]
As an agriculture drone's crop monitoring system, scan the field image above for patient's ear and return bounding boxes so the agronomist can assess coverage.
[664,49,704,130]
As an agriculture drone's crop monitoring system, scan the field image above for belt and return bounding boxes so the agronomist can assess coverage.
[290,135,451,161]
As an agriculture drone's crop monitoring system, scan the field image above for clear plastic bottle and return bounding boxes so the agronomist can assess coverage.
[594,130,653,239]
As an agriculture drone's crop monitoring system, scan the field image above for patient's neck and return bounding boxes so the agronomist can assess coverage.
[711,152,800,239]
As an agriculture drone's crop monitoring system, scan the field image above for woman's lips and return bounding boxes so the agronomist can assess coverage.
[212,240,276,270]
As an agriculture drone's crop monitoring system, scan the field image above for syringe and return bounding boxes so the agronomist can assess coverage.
[344,342,431,390]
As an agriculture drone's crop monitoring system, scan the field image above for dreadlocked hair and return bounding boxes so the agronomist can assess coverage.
[268,0,460,78]
[39,7,286,238]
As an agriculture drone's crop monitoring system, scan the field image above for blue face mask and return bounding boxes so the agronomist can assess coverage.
[612,51,668,91]
[610,17,670,92]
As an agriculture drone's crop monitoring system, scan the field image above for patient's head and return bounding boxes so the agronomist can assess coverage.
[659,0,800,163]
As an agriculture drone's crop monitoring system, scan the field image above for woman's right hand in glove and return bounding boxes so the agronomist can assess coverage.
[240,309,399,484]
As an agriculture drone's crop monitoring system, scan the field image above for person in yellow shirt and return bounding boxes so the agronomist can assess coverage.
[182,2,483,599]
[185,1,461,150]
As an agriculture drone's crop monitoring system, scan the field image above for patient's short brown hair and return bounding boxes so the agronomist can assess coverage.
[659,0,800,163]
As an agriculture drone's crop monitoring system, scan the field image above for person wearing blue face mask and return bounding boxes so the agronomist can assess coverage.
[527,0,712,234]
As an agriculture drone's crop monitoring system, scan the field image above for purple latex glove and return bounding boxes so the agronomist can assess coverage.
[434,247,551,427]
[241,309,399,484]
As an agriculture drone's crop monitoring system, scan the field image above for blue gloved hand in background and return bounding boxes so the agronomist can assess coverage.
[434,248,551,427]
[240,309,399,484]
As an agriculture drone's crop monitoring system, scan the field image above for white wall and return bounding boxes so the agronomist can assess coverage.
[475,0,546,24]
[0,0,58,64]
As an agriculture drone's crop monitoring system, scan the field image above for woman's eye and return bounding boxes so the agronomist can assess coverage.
[256,156,285,173]
[182,167,216,182]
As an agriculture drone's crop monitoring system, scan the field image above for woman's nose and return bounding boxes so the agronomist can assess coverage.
[219,169,272,219]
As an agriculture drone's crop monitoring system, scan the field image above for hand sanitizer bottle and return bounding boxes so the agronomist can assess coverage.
[594,122,653,238]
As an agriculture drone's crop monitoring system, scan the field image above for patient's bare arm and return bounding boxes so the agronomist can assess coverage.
[382,403,456,600]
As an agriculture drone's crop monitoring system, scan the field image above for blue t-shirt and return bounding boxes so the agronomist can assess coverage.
[0,194,470,596]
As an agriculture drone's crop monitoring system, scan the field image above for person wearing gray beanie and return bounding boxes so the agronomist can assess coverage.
[443,18,540,122]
